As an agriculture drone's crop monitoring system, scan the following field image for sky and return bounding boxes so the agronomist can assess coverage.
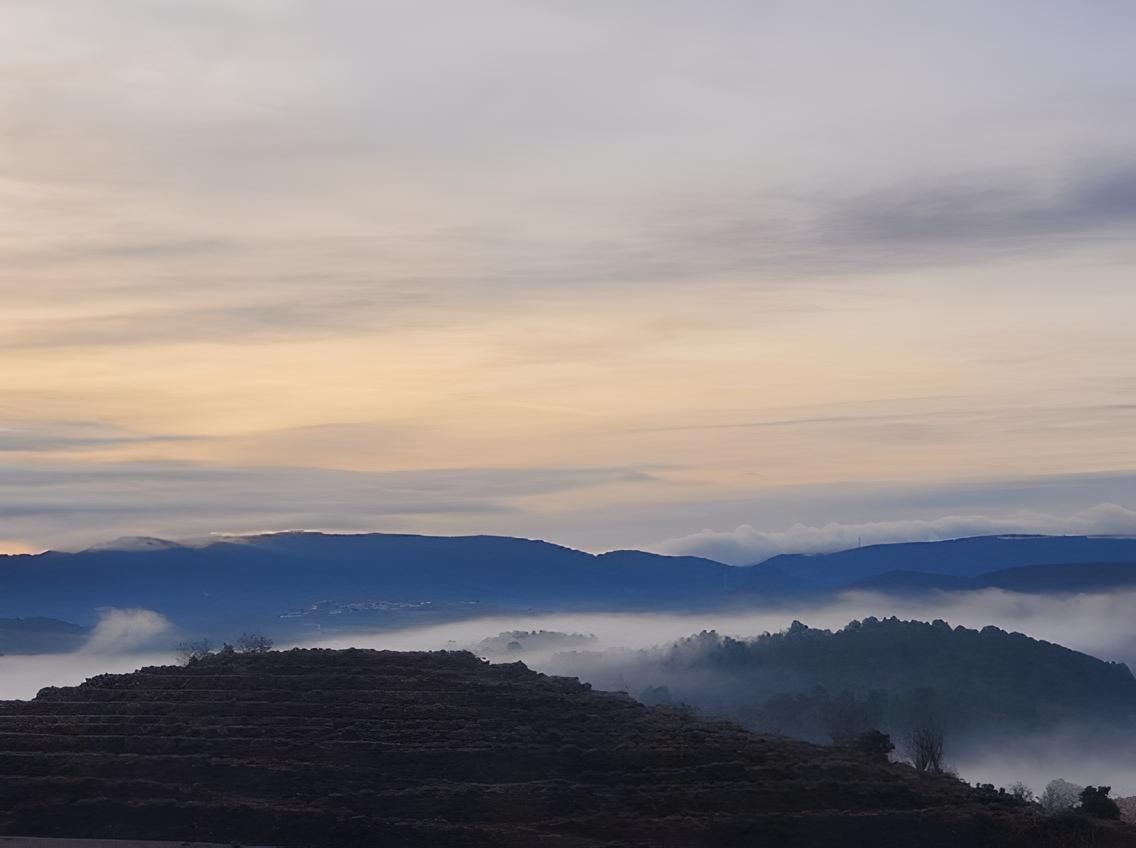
[2,1,1135,557]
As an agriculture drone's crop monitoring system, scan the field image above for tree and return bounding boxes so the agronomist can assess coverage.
[853,729,895,761]
[906,724,945,774]
[1079,786,1121,820]
[1040,779,1083,813]
[1008,781,1035,804]
[825,689,869,745]
[174,639,213,665]
[236,632,274,653]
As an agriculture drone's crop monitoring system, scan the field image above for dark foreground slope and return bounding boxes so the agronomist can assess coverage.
[0,651,1130,847]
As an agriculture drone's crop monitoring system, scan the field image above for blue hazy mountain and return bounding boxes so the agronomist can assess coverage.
[853,561,1136,595]
[846,570,975,593]
[0,532,800,628]
[4,532,1136,633]
[757,534,1136,587]
[0,617,89,654]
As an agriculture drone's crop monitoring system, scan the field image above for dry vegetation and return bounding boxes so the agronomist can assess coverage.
[0,650,1131,847]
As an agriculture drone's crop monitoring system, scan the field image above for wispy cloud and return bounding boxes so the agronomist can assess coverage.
[0,420,195,452]
[80,608,172,655]
[645,162,1136,283]
[656,503,1136,565]
[1,2,1135,548]
[0,459,662,550]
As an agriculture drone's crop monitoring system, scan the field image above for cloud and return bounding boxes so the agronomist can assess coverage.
[655,503,1136,564]
[1,298,384,349]
[4,449,1135,562]
[0,420,193,453]
[13,162,1136,350]
[821,166,1136,263]
[645,162,1136,284]
[3,2,1136,350]
[1,1,1135,555]
[0,459,661,551]
[79,608,172,654]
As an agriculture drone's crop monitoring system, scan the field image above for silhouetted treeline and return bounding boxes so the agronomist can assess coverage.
[552,618,1136,742]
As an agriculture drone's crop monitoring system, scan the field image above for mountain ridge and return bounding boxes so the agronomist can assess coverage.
[852,561,1136,594]
[755,534,1136,586]
[5,531,1136,631]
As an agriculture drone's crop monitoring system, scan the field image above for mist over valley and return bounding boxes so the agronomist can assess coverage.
[4,531,1136,804]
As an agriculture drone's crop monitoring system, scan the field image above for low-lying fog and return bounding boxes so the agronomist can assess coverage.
[0,608,176,703]
[308,588,1136,671]
[4,590,1136,796]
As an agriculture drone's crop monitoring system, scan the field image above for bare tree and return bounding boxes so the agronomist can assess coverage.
[174,638,214,665]
[236,632,274,654]
[907,724,946,774]
[1009,781,1035,804]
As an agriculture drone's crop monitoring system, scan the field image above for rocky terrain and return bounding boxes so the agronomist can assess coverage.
[0,840,260,848]
[0,650,1130,847]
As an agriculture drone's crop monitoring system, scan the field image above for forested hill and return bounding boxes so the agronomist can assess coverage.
[663,618,1136,708]
[1,648,1130,847]
[562,618,1136,741]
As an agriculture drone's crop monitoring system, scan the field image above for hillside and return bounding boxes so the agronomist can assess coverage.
[0,649,1128,847]
[0,618,88,655]
[550,618,1136,741]
[854,562,1136,595]
[758,535,1136,587]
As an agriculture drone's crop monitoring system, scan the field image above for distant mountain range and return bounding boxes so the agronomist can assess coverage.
[2,531,1136,634]
[0,617,89,655]
[759,534,1136,587]
[0,532,800,630]
[851,561,1136,594]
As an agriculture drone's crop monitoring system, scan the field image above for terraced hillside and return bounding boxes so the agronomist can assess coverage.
[0,650,1129,847]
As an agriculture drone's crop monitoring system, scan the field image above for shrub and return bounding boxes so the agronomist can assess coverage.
[1079,786,1121,820]
[852,729,894,761]
[237,633,274,654]
[174,639,214,665]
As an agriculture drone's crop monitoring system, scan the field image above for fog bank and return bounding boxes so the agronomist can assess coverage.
[307,588,1136,669]
[0,608,175,700]
[3,592,1135,796]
